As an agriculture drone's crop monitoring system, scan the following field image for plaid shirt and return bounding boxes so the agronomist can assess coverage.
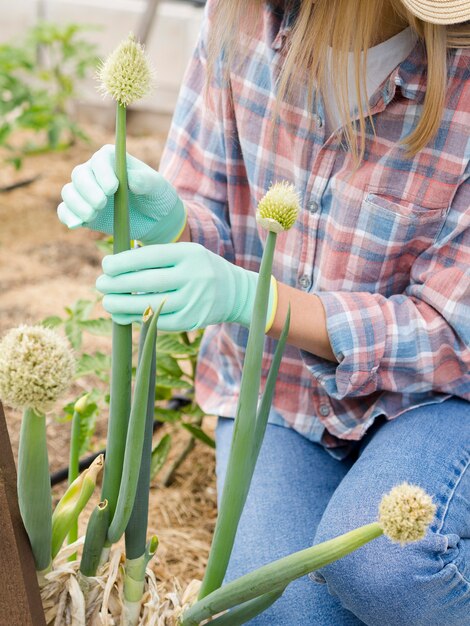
[160,1,470,454]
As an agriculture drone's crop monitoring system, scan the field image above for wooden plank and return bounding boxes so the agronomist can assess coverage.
[0,403,46,626]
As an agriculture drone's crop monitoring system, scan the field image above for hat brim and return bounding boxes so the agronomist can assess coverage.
[400,0,470,24]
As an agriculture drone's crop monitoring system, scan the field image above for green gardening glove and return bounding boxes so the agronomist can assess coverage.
[57,145,186,244]
[95,243,278,331]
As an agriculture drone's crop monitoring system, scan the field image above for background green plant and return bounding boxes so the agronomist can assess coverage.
[0,22,98,169]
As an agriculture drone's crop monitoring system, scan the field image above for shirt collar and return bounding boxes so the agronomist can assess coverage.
[363,39,427,112]
[270,4,430,106]
[392,39,428,103]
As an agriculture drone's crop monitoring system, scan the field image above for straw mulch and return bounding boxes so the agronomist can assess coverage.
[41,539,202,626]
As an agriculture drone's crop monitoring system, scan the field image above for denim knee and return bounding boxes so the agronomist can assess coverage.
[309,401,470,624]
[312,524,470,625]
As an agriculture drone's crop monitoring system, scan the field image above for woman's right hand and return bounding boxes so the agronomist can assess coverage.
[57,145,187,244]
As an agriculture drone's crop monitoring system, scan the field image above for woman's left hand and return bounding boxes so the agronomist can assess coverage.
[96,243,274,330]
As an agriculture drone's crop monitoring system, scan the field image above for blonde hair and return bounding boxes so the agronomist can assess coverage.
[207,0,470,164]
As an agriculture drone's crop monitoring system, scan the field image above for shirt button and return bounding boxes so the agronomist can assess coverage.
[308,200,319,214]
[316,115,323,128]
[319,404,330,417]
[298,274,311,290]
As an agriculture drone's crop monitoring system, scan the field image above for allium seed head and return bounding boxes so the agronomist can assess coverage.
[256,182,300,233]
[379,483,436,545]
[97,34,152,106]
[0,325,75,414]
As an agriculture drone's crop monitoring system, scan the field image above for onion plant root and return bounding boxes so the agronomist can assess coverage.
[40,539,201,626]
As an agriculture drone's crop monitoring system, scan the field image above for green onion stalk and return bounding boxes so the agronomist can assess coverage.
[99,100,133,562]
[204,589,286,626]
[107,305,161,544]
[99,102,131,514]
[183,484,436,625]
[96,34,152,561]
[123,537,159,626]
[67,393,91,560]
[79,499,110,595]
[198,183,301,599]
[18,408,53,582]
[0,325,75,585]
[123,309,158,626]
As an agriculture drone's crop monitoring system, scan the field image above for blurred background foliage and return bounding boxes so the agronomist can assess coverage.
[0,22,99,168]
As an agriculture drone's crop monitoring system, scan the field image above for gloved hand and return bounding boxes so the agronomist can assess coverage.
[95,243,278,332]
[57,145,186,244]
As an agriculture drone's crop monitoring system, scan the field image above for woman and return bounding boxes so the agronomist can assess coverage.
[58,1,470,623]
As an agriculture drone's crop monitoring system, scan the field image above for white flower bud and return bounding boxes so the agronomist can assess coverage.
[97,34,152,106]
[256,181,301,233]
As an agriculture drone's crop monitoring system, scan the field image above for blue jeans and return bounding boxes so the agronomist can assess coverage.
[215,398,470,625]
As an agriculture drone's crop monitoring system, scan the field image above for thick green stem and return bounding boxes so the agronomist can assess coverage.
[113,103,131,253]
[101,102,132,526]
[184,523,383,625]
[67,408,81,557]
[199,231,277,599]
[80,500,110,577]
[68,409,81,486]
[123,537,158,626]
[253,307,290,461]
[125,316,157,559]
[206,588,285,625]
[107,307,160,544]
[17,407,52,572]
[124,540,158,603]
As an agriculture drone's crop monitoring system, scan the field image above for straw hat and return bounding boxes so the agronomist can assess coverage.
[400,0,470,24]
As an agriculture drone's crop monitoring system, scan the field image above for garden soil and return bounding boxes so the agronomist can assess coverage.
[0,124,217,593]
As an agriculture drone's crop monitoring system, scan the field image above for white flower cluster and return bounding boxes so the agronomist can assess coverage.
[379,482,436,545]
[98,34,152,106]
[256,181,301,233]
[0,325,75,414]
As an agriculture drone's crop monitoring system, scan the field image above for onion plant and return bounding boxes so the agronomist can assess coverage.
[79,305,162,578]
[199,182,300,599]
[97,34,152,541]
[183,484,436,625]
[0,325,75,583]
[77,38,160,606]
[77,307,161,613]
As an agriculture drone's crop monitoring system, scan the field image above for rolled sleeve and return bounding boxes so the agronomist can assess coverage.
[313,291,387,398]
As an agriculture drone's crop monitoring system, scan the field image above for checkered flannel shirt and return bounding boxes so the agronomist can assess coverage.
[159,0,470,455]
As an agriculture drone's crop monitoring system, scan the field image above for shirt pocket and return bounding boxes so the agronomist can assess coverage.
[344,191,448,294]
